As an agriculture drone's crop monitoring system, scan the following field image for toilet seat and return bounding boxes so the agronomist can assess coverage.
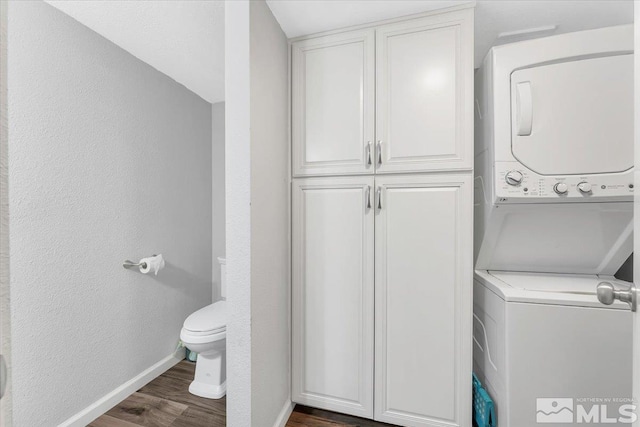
[181,328,225,344]
[183,300,227,334]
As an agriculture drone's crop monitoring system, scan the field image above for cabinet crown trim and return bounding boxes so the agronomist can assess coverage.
[287,3,475,43]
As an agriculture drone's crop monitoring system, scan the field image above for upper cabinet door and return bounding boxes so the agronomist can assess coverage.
[376,9,473,174]
[292,29,375,177]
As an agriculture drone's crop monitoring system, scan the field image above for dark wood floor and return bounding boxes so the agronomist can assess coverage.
[287,406,396,427]
[89,360,226,427]
[89,359,394,427]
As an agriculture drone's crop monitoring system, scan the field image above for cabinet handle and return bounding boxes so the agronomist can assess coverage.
[376,187,382,210]
[365,185,371,209]
[377,141,382,166]
[366,141,372,166]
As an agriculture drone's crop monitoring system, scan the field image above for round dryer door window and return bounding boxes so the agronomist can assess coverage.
[510,54,633,175]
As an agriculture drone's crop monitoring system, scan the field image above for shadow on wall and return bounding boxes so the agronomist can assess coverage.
[142,261,212,296]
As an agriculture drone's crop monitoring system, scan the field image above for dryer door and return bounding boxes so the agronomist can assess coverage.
[510,54,633,175]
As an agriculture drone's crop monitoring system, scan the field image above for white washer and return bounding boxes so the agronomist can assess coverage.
[473,270,632,427]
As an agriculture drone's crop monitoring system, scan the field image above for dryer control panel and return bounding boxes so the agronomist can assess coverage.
[494,162,634,203]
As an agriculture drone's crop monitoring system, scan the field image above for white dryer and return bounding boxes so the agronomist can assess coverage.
[474,25,634,275]
[473,271,632,427]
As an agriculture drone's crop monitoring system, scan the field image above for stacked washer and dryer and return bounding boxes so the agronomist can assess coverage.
[473,25,635,426]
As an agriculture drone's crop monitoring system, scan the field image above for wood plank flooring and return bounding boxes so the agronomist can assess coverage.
[89,360,394,427]
[89,360,226,427]
[287,406,396,427]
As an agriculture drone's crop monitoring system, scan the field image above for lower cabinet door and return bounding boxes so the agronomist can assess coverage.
[292,176,375,418]
[374,174,472,427]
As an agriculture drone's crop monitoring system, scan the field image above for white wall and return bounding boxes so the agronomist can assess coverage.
[250,1,291,425]
[0,0,12,425]
[225,1,253,425]
[212,102,226,300]
[8,2,213,426]
[226,1,291,425]
[633,2,640,421]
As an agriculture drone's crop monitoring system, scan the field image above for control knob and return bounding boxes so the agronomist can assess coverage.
[505,170,524,186]
[554,182,569,195]
[577,182,592,194]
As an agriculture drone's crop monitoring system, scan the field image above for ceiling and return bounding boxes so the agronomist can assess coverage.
[266,0,472,38]
[473,1,633,66]
[45,0,224,104]
[46,0,633,103]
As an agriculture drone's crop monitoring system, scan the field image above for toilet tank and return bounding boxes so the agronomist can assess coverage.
[218,257,226,299]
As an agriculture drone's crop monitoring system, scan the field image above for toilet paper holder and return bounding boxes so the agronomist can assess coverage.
[123,254,157,270]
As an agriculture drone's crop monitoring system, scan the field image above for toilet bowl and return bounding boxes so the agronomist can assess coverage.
[180,257,227,399]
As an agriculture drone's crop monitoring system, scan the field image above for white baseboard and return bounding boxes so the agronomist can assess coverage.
[273,399,294,427]
[58,351,185,427]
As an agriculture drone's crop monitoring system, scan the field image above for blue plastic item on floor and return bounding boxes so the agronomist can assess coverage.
[185,347,198,362]
[473,373,496,427]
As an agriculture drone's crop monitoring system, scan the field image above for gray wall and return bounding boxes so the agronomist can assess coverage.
[8,2,212,425]
[250,1,291,425]
[212,102,226,300]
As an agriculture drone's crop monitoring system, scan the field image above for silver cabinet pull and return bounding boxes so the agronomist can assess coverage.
[377,140,383,166]
[376,187,382,210]
[366,141,372,166]
[365,185,371,209]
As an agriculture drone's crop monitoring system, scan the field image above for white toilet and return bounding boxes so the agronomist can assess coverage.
[180,257,227,399]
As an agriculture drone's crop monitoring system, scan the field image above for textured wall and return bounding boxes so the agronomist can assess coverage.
[226,2,292,425]
[225,1,253,425]
[250,1,291,426]
[0,0,12,424]
[44,0,225,103]
[8,2,212,426]
[212,102,226,300]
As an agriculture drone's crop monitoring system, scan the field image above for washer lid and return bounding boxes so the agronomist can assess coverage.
[184,301,227,333]
[477,270,630,309]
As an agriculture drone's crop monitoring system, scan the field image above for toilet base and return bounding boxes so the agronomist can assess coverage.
[187,343,226,399]
[189,380,226,399]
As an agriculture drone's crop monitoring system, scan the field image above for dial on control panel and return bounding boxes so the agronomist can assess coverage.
[554,182,569,195]
[505,170,524,186]
[577,182,592,194]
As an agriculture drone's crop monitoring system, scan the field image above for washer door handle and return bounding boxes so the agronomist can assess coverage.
[516,81,533,136]
[597,282,637,312]
[1,354,6,399]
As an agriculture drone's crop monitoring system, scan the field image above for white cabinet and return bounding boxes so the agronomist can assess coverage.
[291,30,375,177]
[290,6,474,427]
[291,174,472,426]
[291,9,472,176]
[376,10,473,173]
[374,174,472,427]
[291,176,375,418]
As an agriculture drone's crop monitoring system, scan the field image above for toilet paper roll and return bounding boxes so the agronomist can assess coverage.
[139,254,165,275]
